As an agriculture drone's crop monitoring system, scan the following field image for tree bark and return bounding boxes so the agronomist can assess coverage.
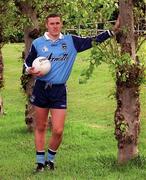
[115,0,140,163]
[118,0,136,61]
[22,27,39,132]
[22,27,34,131]
[115,78,140,163]
[0,46,4,89]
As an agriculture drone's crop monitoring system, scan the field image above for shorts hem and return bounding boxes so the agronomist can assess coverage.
[30,101,67,109]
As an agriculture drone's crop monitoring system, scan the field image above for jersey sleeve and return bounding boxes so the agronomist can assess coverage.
[24,44,37,68]
[72,30,114,52]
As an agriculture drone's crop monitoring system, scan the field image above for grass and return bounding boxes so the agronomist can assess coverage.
[0,43,146,180]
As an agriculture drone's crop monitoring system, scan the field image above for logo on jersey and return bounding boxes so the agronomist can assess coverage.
[30,95,35,103]
[42,46,49,52]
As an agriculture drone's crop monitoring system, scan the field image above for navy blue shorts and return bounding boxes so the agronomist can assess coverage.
[30,80,67,109]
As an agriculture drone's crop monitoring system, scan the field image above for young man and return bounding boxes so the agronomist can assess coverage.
[25,13,120,172]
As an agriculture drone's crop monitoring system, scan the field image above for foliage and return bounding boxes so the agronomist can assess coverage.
[1,0,145,42]
[0,1,18,43]
[80,36,146,85]
[79,0,146,85]
[0,0,119,43]
[63,0,117,29]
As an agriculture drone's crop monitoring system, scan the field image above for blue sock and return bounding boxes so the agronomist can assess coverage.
[36,151,45,165]
[47,149,56,162]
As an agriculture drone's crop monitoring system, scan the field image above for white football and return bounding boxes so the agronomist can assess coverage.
[32,56,51,75]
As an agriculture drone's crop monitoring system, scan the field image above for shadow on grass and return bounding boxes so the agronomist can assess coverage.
[13,126,32,134]
[14,126,51,135]
[93,154,146,172]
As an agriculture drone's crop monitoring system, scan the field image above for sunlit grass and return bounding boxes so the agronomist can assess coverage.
[0,43,146,179]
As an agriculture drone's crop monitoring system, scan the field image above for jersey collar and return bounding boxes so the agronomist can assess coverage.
[44,32,64,42]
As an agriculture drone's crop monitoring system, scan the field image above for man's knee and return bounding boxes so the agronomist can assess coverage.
[52,128,64,137]
[35,123,47,132]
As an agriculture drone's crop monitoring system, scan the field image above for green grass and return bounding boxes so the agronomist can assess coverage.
[0,43,146,180]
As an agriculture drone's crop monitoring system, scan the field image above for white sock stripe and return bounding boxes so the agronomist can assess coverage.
[37,150,45,153]
[48,148,57,153]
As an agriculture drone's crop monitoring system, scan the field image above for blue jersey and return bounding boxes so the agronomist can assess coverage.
[25,30,113,84]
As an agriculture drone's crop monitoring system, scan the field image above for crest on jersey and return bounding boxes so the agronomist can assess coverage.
[62,43,67,51]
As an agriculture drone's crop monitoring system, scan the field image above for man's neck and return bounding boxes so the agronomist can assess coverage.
[47,32,60,41]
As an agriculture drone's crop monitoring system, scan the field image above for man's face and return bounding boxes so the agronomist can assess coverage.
[46,17,63,37]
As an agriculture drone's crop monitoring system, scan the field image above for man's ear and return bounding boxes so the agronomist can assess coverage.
[45,23,48,29]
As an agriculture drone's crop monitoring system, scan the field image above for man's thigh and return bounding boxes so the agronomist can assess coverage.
[50,109,67,130]
[34,106,49,127]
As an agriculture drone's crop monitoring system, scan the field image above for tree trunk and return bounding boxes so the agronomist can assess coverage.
[118,0,136,61]
[22,27,39,132]
[114,0,140,163]
[115,78,140,163]
[0,45,4,115]
[24,71,35,131]
[0,96,4,115]
[14,0,40,131]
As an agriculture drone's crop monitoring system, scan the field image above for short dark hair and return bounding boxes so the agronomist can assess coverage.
[46,13,62,22]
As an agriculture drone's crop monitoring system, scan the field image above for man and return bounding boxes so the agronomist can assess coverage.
[25,13,120,172]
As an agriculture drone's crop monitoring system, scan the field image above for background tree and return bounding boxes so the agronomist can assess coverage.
[0,0,18,115]
[14,0,40,131]
[0,1,8,115]
[114,0,146,164]
[115,0,141,164]
[80,0,146,164]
